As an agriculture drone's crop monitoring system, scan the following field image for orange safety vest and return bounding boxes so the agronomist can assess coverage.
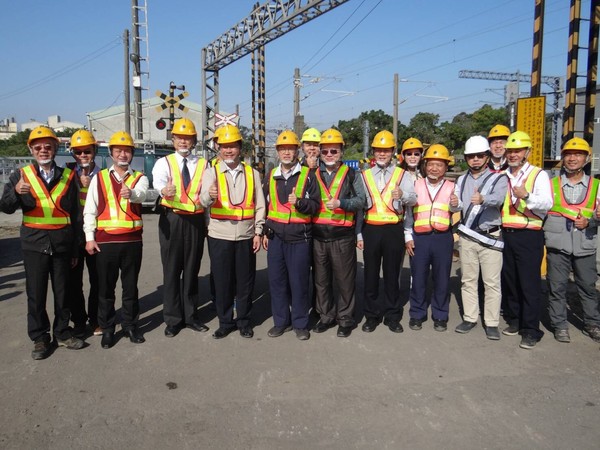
[210,163,256,221]
[313,165,355,227]
[160,154,206,214]
[267,166,311,224]
[21,164,74,229]
[502,167,544,229]
[96,169,144,234]
[413,178,454,233]
[363,166,405,225]
[548,176,599,221]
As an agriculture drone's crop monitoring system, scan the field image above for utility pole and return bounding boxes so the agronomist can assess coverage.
[362,120,370,160]
[393,73,399,145]
[293,67,304,136]
[123,29,131,135]
[530,0,545,97]
[130,0,143,140]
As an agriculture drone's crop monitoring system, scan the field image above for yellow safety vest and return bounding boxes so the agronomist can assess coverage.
[548,176,598,221]
[502,167,544,229]
[96,169,143,234]
[363,166,405,225]
[413,178,454,233]
[267,166,311,224]
[160,154,206,214]
[313,164,354,227]
[210,163,256,221]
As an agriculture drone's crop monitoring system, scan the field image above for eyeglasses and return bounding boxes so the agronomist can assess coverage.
[404,151,421,157]
[31,144,54,152]
[73,150,93,155]
[465,153,487,159]
[321,149,339,155]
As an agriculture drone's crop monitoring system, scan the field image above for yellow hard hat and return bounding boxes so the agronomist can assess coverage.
[401,137,423,152]
[301,127,321,143]
[27,126,59,145]
[276,130,300,147]
[212,127,223,143]
[109,131,135,148]
[562,137,591,155]
[70,129,96,149]
[505,131,532,149]
[423,144,452,162]
[371,130,396,149]
[488,124,511,140]
[172,118,197,136]
[320,128,344,146]
[218,124,243,145]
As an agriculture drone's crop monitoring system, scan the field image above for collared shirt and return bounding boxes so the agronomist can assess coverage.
[39,165,55,184]
[504,162,553,217]
[83,165,149,241]
[152,152,204,195]
[360,163,417,211]
[560,173,589,204]
[75,163,101,179]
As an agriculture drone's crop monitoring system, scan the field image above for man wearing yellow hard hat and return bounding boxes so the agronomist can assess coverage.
[152,118,210,338]
[300,127,321,169]
[500,130,552,349]
[0,126,84,359]
[487,124,510,172]
[544,137,600,344]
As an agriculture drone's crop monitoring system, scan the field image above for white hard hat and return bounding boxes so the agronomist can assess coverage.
[464,135,490,155]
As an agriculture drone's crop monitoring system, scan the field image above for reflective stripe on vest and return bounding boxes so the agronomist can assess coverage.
[21,164,73,229]
[363,167,405,225]
[267,166,311,224]
[413,178,454,233]
[312,165,355,227]
[502,167,544,229]
[548,176,598,220]
[160,154,206,214]
[210,163,256,221]
[96,170,143,233]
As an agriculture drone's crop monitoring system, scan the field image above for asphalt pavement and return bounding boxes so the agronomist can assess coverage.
[0,212,599,449]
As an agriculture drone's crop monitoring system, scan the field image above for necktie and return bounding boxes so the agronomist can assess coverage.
[182,158,191,190]
[377,169,386,192]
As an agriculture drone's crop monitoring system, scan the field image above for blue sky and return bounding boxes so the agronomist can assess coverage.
[0,0,589,132]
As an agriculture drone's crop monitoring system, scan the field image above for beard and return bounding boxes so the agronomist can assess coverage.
[223,159,236,165]
[117,161,130,167]
[177,149,190,156]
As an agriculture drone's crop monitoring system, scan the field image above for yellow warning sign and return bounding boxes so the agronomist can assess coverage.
[516,96,546,167]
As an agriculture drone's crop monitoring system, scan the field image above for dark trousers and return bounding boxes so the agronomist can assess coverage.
[159,211,205,327]
[96,241,142,332]
[267,235,311,329]
[208,236,256,329]
[313,236,356,327]
[363,223,405,322]
[502,229,545,340]
[409,232,454,321]
[23,250,72,342]
[68,246,98,326]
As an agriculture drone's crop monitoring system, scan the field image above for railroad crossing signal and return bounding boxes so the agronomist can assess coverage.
[214,112,238,127]
[155,90,189,112]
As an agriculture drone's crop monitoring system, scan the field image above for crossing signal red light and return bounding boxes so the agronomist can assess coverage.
[156,119,167,130]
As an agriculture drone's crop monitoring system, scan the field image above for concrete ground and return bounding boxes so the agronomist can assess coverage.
[0,212,599,449]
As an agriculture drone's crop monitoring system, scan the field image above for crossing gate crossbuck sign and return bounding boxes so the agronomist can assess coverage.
[214,113,239,127]
[155,90,189,112]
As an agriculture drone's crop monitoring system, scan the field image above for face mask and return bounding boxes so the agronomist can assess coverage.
[38,159,52,165]
[117,161,129,167]
[177,149,190,157]
[223,159,235,165]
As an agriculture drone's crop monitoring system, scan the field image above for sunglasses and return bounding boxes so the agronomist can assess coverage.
[465,153,487,159]
[404,151,421,157]
[321,149,339,155]
[73,150,93,155]
[31,144,54,152]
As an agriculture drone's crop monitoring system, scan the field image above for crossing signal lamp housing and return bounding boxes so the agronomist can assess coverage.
[156,119,167,130]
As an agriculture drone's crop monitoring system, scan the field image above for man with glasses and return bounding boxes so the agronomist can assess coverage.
[66,129,102,338]
[152,118,210,338]
[311,129,366,338]
[300,127,321,169]
[487,124,510,173]
[454,136,508,340]
[358,130,416,334]
[0,126,84,359]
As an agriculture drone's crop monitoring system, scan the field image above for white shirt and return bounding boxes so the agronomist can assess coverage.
[504,162,552,217]
[152,152,205,195]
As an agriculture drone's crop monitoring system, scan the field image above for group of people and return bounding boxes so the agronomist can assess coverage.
[1,119,599,360]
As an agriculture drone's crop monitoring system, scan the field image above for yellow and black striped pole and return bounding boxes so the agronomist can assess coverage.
[530,0,545,98]
[563,0,582,143]
[251,47,257,163]
[258,44,266,166]
[584,0,599,145]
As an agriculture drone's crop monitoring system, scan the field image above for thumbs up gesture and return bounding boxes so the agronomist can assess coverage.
[325,193,340,210]
[14,169,31,195]
[574,210,589,230]
[79,166,91,188]
[120,183,131,199]
[162,175,176,199]
[449,192,459,208]
[471,185,483,205]
[512,182,528,200]
[595,203,600,220]
[391,183,403,200]
[288,192,298,205]
[209,180,218,199]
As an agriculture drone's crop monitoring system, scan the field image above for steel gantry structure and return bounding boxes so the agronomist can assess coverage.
[201,0,350,165]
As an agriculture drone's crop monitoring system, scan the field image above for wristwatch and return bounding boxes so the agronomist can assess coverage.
[523,192,530,200]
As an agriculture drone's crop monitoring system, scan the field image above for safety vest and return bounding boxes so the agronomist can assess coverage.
[548,176,599,221]
[160,154,206,214]
[363,166,405,225]
[312,165,355,227]
[502,167,544,229]
[96,169,144,234]
[210,163,256,221]
[413,178,454,233]
[267,166,311,224]
[21,164,74,229]
[67,162,91,207]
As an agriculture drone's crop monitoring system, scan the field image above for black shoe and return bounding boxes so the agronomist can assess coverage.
[164,325,181,338]
[124,328,145,344]
[101,332,115,349]
[383,319,404,333]
[239,326,254,338]
[186,321,209,333]
[361,317,380,333]
[502,324,519,336]
[433,320,447,332]
[409,318,423,331]
[455,321,477,334]
[337,325,352,338]
[519,335,538,349]
[72,323,87,339]
[213,327,236,339]
[313,320,335,333]
[56,336,85,350]
[31,339,52,360]
[267,325,292,337]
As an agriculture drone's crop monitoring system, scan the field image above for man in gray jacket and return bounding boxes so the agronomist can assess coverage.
[544,137,600,344]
